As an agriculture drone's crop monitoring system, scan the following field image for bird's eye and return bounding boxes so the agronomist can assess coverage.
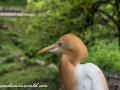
[57,42,62,47]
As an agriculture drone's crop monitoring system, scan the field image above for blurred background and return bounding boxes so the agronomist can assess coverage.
[0,0,120,90]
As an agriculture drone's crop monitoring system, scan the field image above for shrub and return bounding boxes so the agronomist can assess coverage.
[85,38,120,75]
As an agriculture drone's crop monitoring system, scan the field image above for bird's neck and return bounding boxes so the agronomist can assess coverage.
[65,50,82,65]
[59,54,79,90]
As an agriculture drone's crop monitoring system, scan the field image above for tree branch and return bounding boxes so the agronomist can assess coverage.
[97,9,117,24]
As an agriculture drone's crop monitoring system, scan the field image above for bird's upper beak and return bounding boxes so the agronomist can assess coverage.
[36,44,57,54]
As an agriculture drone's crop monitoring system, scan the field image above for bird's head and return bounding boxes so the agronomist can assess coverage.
[37,34,88,61]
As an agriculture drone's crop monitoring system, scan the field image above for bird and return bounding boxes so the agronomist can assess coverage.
[37,34,109,90]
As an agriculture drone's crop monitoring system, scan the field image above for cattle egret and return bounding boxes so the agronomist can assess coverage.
[37,34,109,90]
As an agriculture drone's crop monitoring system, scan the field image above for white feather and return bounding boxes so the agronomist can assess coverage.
[49,47,59,52]
[75,63,108,90]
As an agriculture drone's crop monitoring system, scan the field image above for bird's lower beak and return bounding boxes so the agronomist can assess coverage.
[37,44,56,54]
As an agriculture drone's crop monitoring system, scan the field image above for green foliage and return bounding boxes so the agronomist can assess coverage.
[85,39,120,75]
[12,37,27,49]
[0,17,61,89]
[25,0,117,46]
[0,45,8,56]
[26,0,44,12]
[3,55,15,63]
[0,64,61,90]
[0,0,27,7]
[0,61,24,75]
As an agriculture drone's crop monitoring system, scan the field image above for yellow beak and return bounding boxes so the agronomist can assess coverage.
[37,44,56,54]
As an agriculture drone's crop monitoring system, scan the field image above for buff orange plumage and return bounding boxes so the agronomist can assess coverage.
[37,34,109,90]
